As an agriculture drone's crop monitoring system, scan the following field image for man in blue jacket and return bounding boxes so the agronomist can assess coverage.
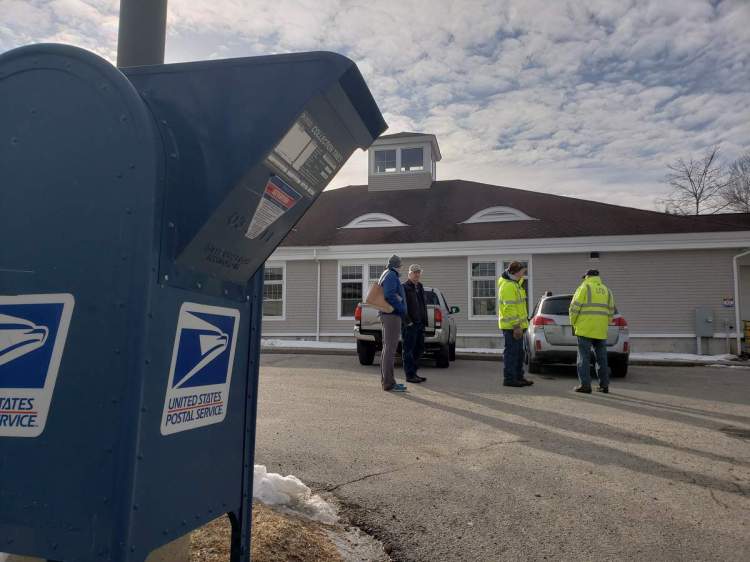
[379,255,408,392]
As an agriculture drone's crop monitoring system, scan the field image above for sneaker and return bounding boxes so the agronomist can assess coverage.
[417,375,427,382]
[384,385,407,392]
[503,381,526,387]
[574,385,592,393]
[597,386,609,394]
[519,378,534,386]
[405,377,423,383]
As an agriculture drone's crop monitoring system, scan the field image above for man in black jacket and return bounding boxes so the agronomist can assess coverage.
[402,264,428,384]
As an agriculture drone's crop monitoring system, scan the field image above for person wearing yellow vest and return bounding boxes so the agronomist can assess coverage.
[498,261,533,387]
[569,269,616,393]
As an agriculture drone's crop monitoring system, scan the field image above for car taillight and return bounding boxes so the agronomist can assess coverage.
[434,308,443,325]
[354,304,362,322]
[612,317,628,329]
[535,340,542,351]
[623,341,630,353]
[531,315,555,326]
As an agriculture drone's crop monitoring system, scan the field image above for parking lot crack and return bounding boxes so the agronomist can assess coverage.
[325,463,420,492]
[456,439,529,456]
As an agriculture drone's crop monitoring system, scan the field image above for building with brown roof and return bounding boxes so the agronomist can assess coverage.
[264,132,750,354]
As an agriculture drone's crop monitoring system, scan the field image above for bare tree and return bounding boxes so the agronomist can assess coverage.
[662,146,728,215]
[722,152,750,213]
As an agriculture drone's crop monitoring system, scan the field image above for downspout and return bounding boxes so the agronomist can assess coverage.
[315,249,321,341]
[733,249,750,355]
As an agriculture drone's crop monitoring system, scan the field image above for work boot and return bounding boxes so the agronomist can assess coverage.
[574,385,592,393]
[519,378,534,386]
[503,380,526,387]
[417,375,427,382]
[406,376,423,383]
[597,386,609,394]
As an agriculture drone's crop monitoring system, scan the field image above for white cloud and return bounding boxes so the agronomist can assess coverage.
[1,0,748,211]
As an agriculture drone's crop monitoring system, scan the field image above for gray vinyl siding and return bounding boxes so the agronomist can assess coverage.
[304,256,506,337]
[262,260,318,335]
[264,248,743,341]
[367,172,432,191]
[533,249,738,335]
[320,260,345,333]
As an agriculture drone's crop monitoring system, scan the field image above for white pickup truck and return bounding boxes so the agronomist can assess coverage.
[353,286,459,368]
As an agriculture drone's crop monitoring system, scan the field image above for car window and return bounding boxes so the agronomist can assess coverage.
[424,291,440,305]
[540,297,572,315]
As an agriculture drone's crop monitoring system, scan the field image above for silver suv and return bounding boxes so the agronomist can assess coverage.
[524,292,630,377]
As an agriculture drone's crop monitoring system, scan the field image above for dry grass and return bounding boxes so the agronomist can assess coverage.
[190,503,343,562]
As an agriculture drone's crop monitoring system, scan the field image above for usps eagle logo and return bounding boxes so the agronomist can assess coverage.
[161,302,240,435]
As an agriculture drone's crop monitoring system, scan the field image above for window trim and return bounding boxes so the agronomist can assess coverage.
[341,213,409,229]
[466,256,533,320]
[461,206,537,224]
[337,260,386,320]
[370,144,430,176]
[399,146,425,172]
[263,261,286,321]
[373,148,398,174]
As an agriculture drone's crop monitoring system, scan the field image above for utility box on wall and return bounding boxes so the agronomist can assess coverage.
[695,307,715,338]
[0,44,385,562]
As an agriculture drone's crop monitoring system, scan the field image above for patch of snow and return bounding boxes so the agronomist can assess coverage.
[630,352,738,363]
[458,347,502,354]
[0,553,8,562]
[262,338,354,351]
[253,464,338,524]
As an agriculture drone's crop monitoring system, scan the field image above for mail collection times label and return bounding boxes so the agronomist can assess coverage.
[160,302,240,435]
[0,294,75,437]
[265,110,346,200]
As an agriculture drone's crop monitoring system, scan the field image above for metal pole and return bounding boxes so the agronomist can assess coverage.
[117,0,168,67]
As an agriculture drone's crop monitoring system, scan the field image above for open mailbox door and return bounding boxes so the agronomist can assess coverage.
[0,44,386,562]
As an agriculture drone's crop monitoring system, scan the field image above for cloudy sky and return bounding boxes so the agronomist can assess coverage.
[2,0,749,210]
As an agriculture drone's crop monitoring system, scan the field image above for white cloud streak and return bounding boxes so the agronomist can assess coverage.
[2,0,748,210]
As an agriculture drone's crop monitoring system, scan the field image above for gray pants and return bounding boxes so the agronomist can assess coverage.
[380,314,402,390]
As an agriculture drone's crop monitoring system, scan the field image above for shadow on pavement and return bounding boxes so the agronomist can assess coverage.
[397,391,749,498]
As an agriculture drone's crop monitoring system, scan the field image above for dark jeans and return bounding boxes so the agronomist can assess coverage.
[503,330,525,383]
[576,336,610,388]
[402,321,425,378]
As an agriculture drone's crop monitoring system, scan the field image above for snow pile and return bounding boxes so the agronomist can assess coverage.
[0,553,8,562]
[253,465,338,524]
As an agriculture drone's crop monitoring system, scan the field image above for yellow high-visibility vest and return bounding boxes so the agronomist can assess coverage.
[569,276,615,340]
[498,276,529,330]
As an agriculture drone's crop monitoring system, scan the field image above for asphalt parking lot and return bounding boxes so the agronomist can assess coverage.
[255,354,750,562]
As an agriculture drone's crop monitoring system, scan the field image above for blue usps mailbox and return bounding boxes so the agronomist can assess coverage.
[0,44,386,561]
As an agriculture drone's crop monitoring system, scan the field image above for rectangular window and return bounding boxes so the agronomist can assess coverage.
[400,147,424,172]
[470,261,496,316]
[263,264,285,318]
[340,262,388,318]
[374,149,397,173]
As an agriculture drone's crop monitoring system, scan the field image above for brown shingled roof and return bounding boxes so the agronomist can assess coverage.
[281,180,750,247]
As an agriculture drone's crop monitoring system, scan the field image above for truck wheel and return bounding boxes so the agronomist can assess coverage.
[436,344,450,368]
[357,341,376,366]
[449,342,456,361]
[610,361,628,378]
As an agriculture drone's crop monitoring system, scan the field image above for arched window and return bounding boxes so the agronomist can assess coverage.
[461,206,536,224]
[342,213,408,229]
